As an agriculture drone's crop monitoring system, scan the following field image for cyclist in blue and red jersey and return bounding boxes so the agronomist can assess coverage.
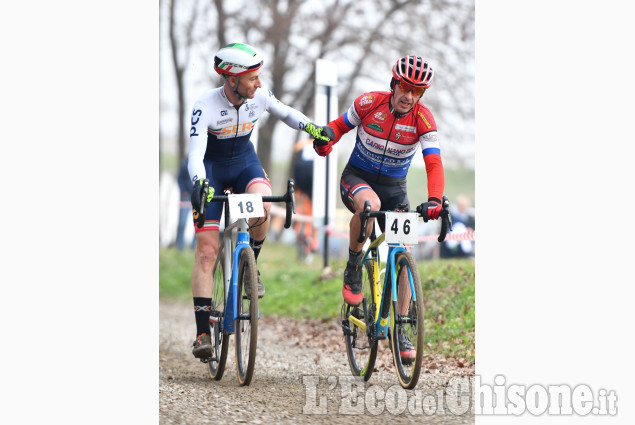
[314,55,445,360]
[188,43,332,360]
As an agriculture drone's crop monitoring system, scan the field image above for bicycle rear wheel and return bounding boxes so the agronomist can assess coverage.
[208,247,229,380]
[235,247,258,386]
[390,251,424,389]
[343,259,378,381]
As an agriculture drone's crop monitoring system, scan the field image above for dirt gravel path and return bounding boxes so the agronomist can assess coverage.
[159,299,475,424]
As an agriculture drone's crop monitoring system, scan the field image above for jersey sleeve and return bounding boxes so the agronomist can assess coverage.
[263,88,312,131]
[327,95,365,142]
[417,107,444,201]
[187,99,210,184]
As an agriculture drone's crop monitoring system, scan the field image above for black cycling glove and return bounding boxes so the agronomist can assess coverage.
[191,179,214,211]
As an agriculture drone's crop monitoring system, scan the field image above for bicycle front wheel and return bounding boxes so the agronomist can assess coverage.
[390,251,424,389]
[344,259,378,381]
[235,247,258,386]
[208,246,229,380]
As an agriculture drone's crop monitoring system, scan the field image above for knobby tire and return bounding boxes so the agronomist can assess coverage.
[235,247,258,386]
[390,251,424,389]
[208,246,229,380]
[344,259,379,380]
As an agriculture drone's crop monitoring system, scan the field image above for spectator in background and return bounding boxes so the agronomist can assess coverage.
[292,138,319,260]
[177,158,196,251]
[440,194,474,258]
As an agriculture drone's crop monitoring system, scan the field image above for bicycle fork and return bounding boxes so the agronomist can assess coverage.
[387,247,417,340]
[223,218,252,333]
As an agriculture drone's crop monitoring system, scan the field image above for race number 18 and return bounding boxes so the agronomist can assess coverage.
[227,194,265,219]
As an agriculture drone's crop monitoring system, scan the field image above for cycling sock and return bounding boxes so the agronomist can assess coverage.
[193,297,212,336]
[348,248,362,266]
[251,238,265,261]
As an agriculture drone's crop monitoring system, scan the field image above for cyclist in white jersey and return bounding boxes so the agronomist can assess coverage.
[189,43,333,360]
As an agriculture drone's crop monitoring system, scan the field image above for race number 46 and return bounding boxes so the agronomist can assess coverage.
[385,212,419,245]
[227,194,265,219]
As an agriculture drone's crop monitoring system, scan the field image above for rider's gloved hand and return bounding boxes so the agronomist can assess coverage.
[191,179,214,211]
[305,123,334,144]
[313,139,335,156]
[417,198,442,222]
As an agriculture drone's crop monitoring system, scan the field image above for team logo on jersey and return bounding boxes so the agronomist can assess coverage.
[349,109,361,123]
[221,110,228,116]
[373,111,386,122]
[358,95,375,110]
[417,111,432,129]
[395,124,416,133]
[366,123,383,132]
[421,131,438,144]
[190,109,202,137]
[210,121,255,135]
[385,143,417,157]
[395,132,401,140]
[364,137,385,151]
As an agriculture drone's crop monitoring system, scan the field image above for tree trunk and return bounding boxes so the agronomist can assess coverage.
[176,68,186,164]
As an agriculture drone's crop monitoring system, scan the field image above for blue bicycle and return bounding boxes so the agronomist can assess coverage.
[197,179,295,386]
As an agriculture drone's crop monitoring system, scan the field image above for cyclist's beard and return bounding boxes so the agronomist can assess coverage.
[231,78,246,102]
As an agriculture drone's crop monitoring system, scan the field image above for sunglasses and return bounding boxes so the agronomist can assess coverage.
[397,80,425,97]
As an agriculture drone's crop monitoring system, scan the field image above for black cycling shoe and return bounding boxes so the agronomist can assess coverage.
[342,262,363,306]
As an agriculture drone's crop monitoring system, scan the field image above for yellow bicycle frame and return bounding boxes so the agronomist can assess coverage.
[347,233,385,332]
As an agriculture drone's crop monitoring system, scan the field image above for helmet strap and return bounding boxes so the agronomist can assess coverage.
[226,75,245,102]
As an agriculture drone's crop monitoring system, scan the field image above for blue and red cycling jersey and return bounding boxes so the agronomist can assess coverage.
[328,91,444,202]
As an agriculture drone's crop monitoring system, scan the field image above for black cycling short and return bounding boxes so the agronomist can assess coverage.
[194,146,271,232]
[339,163,409,232]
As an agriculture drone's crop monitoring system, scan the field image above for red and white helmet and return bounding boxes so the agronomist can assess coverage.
[392,56,434,89]
[214,43,264,77]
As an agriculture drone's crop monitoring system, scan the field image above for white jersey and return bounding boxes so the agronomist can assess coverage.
[188,85,311,183]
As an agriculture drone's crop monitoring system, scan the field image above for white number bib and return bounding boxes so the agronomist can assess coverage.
[385,212,419,245]
[227,194,265,219]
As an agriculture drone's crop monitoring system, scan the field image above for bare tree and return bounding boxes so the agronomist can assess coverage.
[166,0,200,166]
[163,0,474,172]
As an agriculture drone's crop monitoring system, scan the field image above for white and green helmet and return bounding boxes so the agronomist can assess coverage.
[214,43,264,76]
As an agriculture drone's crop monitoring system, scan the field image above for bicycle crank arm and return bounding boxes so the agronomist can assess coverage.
[348,315,366,332]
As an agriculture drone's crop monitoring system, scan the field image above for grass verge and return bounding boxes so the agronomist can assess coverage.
[159,242,474,362]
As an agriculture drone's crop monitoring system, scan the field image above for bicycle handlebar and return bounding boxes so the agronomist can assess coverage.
[206,179,296,229]
[436,196,452,242]
[357,195,453,243]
